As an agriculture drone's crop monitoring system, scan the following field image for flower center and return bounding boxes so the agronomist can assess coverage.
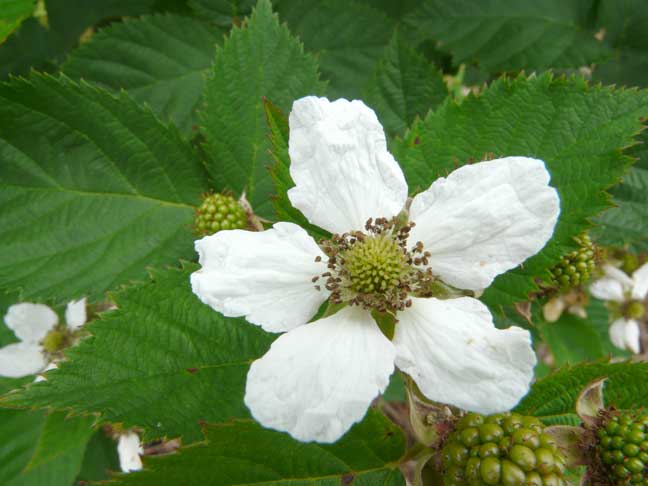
[625,300,645,320]
[343,235,408,294]
[314,216,439,313]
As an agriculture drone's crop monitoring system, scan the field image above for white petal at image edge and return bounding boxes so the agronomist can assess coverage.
[65,298,87,330]
[245,306,395,443]
[287,96,408,234]
[118,432,143,472]
[408,157,559,291]
[0,342,47,378]
[4,303,58,344]
[609,318,641,354]
[393,297,536,414]
[631,263,648,300]
[191,222,329,333]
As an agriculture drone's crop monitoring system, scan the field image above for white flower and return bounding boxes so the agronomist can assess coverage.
[191,96,560,443]
[117,432,143,472]
[0,298,86,378]
[590,263,648,354]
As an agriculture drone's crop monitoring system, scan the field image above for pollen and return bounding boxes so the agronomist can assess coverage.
[343,235,408,294]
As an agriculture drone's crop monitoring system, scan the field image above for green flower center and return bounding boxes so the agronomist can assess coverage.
[42,328,67,353]
[342,235,408,294]
[314,216,450,313]
[626,300,646,320]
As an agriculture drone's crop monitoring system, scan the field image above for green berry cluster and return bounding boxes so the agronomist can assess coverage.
[547,233,596,290]
[597,412,648,484]
[194,193,247,236]
[442,412,566,486]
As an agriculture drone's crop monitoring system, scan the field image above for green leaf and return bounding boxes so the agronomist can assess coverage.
[200,0,325,218]
[3,264,274,443]
[392,74,648,307]
[111,417,405,486]
[538,298,628,368]
[63,14,224,135]
[189,0,255,26]
[0,0,164,78]
[593,0,648,88]
[363,32,448,137]
[0,409,94,486]
[76,429,120,482]
[276,0,396,99]
[593,131,648,251]
[265,99,328,239]
[402,0,610,73]
[516,362,648,425]
[0,0,34,44]
[0,74,208,301]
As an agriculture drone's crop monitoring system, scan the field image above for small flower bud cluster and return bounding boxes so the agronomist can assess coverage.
[194,193,247,236]
[596,412,648,484]
[314,217,436,313]
[442,412,566,486]
[547,233,597,290]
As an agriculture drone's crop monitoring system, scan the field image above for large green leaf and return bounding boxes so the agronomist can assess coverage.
[516,362,648,425]
[363,32,448,137]
[0,0,33,44]
[0,409,94,486]
[402,0,610,73]
[3,264,274,443]
[200,0,325,218]
[593,0,648,88]
[0,0,163,78]
[63,14,224,135]
[276,0,396,99]
[0,75,208,301]
[112,417,405,486]
[392,74,648,308]
[593,131,648,251]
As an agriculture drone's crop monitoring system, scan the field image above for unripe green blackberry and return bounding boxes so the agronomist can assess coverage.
[442,412,566,486]
[596,411,648,485]
[546,233,597,290]
[194,193,247,236]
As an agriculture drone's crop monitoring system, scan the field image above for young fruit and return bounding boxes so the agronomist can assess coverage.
[596,411,648,485]
[546,233,597,290]
[442,412,567,485]
[194,193,247,236]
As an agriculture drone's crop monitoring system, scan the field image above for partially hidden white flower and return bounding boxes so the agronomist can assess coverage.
[0,298,87,378]
[117,432,143,473]
[590,263,648,354]
[191,96,560,443]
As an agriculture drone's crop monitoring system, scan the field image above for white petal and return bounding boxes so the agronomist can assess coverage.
[118,432,143,473]
[590,265,631,302]
[409,157,559,291]
[34,361,59,383]
[609,318,641,354]
[244,306,395,443]
[0,343,46,378]
[191,222,329,333]
[632,263,648,300]
[393,297,536,414]
[65,298,87,330]
[4,303,58,344]
[287,96,408,234]
[603,264,635,288]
